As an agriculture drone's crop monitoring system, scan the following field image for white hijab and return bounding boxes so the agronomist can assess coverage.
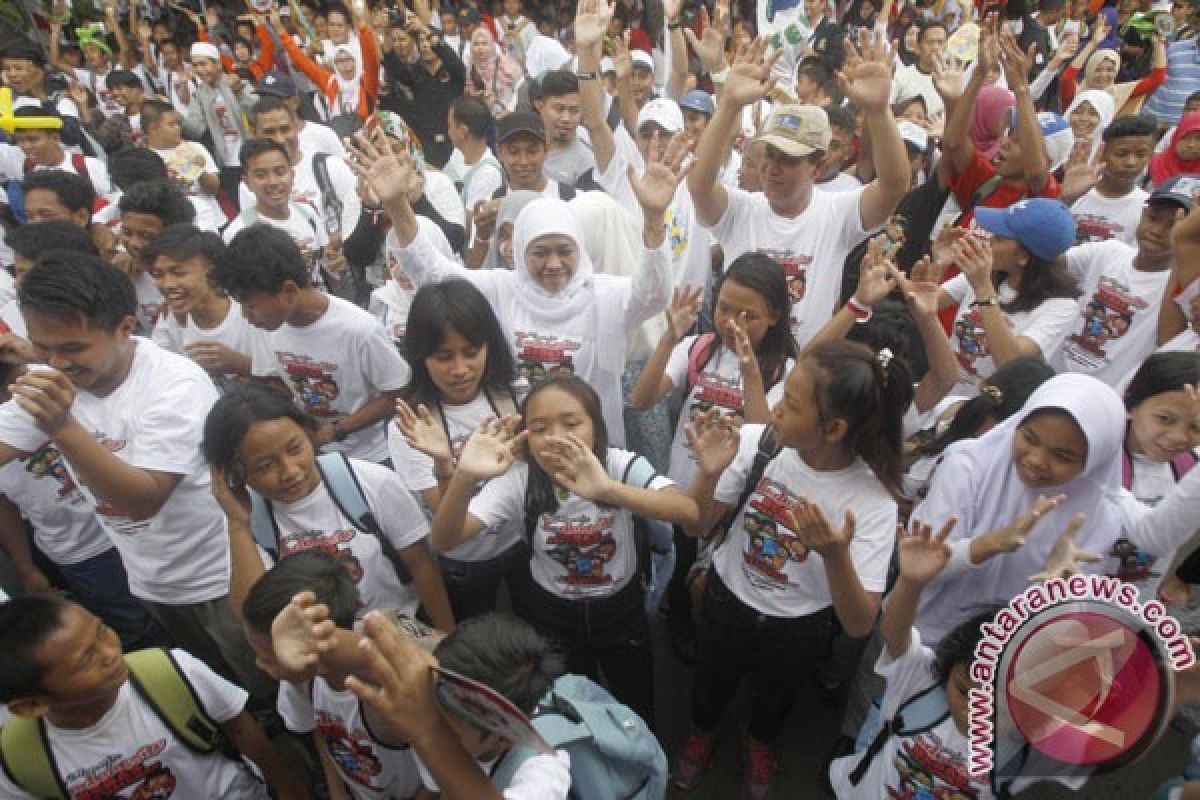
[1066,89,1116,162]
[914,373,1127,643]
[511,197,626,373]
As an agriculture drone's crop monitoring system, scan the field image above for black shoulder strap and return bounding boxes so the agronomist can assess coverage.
[557,181,576,200]
[710,427,780,547]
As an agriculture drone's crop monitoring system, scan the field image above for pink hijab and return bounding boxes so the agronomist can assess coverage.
[970,85,1016,161]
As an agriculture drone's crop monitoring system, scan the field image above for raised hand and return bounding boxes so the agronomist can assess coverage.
[897,517,958,585]
[343,611,441,745]
[931,57,965,102]
[976,16,1000,75]
[722,37,781,109]
[684,407,741,477]
[270,591,338,682]
[575,0,614,49]
[348,129,418,209]
[535,433,613,501]
[684,0,729,73]
[210,464,252,527]
[665,285,703,341]
[897,255,945,317]
[727,314,759,378]
[985,494,1066,555]
[838,28,895,111]
[394,399,452,463]
[663,0,684,24]
[611,32,633,79]
[854,236,899,308]
[998,29,1036,88]
[628,135,692,218]
[454,416,525,481]
[1062,141,1103,199]
[952,230,995,295]
[1029,513,1100,582]
[789,499,854,558]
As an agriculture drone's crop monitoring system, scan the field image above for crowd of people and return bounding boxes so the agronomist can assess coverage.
[0,0,1198,796]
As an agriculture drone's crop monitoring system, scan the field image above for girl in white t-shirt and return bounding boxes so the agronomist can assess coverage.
[674,341,912,796]
[1104,352,1200,602]
[389,280,528,621]
[205,384,455,632]
[430,375,698,728]
[629,252,797,658]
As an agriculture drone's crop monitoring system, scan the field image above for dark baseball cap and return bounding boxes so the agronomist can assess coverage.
[1148,174,1199,212]
[496,111,546,144]
[257,70,298,98]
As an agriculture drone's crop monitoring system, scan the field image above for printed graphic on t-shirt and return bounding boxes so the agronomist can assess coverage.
[953,308,991,378]
[757,248,811,308]
[278,352,340,417]
[514,331,581,382]
[889,733,980,799]
[64,738,177,799]
[280,529,364,582]
[684,372,743,460]
[316,712,385,789]
[21,442,82,502]
[1106,537,1160,585]
[1073,213,1122,245]
[213,98,237,138]
[666,206,688,259]
[740,477,808,590]
[542,512,617,589]
[1064,277,1147,369]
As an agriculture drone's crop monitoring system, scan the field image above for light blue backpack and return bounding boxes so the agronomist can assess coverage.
[490,674,668,800]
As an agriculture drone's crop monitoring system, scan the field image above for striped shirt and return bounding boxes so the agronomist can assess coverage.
[1144,39,1200,123]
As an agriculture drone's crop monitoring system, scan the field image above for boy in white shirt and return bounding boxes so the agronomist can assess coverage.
[0,595,304,800]
[142,99,227,231]
[0,253,275,706]
[212,225,410,464]
[0,106,113,200]
[1066,115,1156,247]
[117,180,198,334]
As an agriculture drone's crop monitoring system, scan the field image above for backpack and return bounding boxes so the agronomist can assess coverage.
[848,682,951,786]
[458,153,504,205]
[1121,445,1196,489]
[493,176,576,202]
[489,674,668,800]
[0,648,226,800]
[683,333,787,401]
[249,452,412,583]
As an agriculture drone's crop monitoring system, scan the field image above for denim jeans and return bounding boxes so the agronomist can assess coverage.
[510,565,656,730]
[691,569,834,743]
[58,547,171,651]
[437,541,528,622]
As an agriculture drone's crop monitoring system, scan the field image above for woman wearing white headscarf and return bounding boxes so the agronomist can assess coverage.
[352,135,687,445]
[912,373,1200,645]
[482,190,540,270]
[1064,89,1115,163]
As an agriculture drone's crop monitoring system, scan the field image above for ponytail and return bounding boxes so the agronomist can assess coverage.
[805,340,913,493]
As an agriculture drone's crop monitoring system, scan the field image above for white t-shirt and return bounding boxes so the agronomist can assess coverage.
[387,390,525,563]
[151,299,267,389]
[706,186,869,348]
[818,171,864,193]
[470,449,674,598]
[251,296,410,463]
[263,458,428,614]
[890,64,946,133]
[1053,239,1170,387]
[0,145,115,200]
[0,340,229,604]
[1070,187,1148,247]
[278,677,420,799]
[0,650,266,800]
[238,151,362,241]
[414,749,572,799]
[0,298,26,337]
[543,135,597,188]
[299,121,350,159]
[131,272,164,337]
[151,143,226,231]
[0,442,112,565]
[444,148,505,213]
[943,275,1077,396]
[712,424,896,618]
[663,336,790,487]
[222,203,329,287]
[828,631,993,799]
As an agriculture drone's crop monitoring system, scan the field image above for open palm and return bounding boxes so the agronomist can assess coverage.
[455,418,524,480]
[395,400,451,462]
[839,30,894,110]
[538,434,611,500]
[348,131,417,208]
[575,0,613,48]
[629,137,692,217]
[898,518,957,585]
[1029,513,1099,582]
[684,408,741,476]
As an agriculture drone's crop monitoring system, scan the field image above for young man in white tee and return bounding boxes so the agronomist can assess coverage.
[0,595,304,800]
[255,69,350,160]
[0,107,112,200]
[1053,176,1192,386]
[212,225,410,464]
[142,99,227,231]
[1064,114,1157,247]
[688,35,910,348]
[445,95,505,214]
[0,253,275,705]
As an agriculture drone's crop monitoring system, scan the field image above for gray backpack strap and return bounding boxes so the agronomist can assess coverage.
[249,489,280,556]
[316,453,412,583]
[312,152,342,236]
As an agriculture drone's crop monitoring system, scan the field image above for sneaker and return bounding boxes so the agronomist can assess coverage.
[673,732,715,790]
[742,738,779,800]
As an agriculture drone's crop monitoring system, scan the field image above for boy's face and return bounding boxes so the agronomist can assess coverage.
[190,55,222,86]
[14,129,60,166]
[253,109,300,164]
[23,188,90,227]
[243,150,295,215]
[947,663,979,735]
[539,92,581,146]
[111,83,144,111]
[24,311,136,392]
[1,57,42,94]
[9,605,127,719]
[238,286,297,331]
[148,254,214,316]
[497,133,547,190]
[120,211,165,262]
[1102,134,1154,188]
[1136,201,1182,259]
[147,109,183,147]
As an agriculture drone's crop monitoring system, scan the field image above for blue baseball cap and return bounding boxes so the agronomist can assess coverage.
[974,199,1077,261]
[679,89,715,116]
[1148,174,1199,212]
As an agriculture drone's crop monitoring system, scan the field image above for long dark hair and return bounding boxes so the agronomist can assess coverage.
[1124,352,1200,410]
[997,253,1080,314]
[401,280,516,409]
[714,252,798,387]
[202,384,318,474]
[805,340,913,493]
[521,375,609,541]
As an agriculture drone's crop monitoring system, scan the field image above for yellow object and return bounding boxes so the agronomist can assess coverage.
[0,88,65,133]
